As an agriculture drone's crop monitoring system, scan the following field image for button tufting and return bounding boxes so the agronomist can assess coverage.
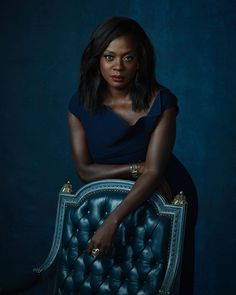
[54,181,184,294]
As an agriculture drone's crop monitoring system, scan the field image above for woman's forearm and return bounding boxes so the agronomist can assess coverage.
[73,161,144,182]
[75,162,130,182]
[107,170,161,224]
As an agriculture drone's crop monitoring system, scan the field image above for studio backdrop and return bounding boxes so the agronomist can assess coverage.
[0,1,235,295]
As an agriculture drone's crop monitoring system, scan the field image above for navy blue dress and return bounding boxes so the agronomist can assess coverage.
[69,87,178,163]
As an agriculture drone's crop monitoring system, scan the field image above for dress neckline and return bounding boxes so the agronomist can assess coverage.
[103,89,161,127]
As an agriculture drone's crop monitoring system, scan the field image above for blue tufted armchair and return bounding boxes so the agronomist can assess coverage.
[1,179,187,295]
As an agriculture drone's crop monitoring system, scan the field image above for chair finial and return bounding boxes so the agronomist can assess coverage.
[60,181,73,193]
[172,191,187,206]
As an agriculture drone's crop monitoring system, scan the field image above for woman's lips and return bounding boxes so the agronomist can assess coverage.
[111,75,125,82]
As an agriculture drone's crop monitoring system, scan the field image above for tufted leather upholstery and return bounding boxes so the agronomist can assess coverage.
[33,179,186,295]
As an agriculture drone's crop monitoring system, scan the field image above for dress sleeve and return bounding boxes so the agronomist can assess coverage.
[68,92,83,118]
[160,88,179,115]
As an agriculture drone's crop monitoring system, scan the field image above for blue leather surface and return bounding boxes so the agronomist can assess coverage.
[56,191,170,294]
[32,180,186,295]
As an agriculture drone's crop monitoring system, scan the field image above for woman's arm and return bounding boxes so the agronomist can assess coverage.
[68,111,144,182]
[87,106,176,255]
[109,106,176,222]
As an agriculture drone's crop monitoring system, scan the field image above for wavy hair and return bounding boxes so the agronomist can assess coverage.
[78,16,158,112]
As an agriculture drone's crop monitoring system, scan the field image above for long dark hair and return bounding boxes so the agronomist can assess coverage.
[79,16,158,112]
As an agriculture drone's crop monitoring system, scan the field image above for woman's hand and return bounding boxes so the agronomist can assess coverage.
[87,217,119,257]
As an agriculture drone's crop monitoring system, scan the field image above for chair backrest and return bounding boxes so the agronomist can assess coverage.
[35,179,187,295]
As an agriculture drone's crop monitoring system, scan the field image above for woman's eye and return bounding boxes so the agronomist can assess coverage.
[104,55,114,61]
[123,55,134,62]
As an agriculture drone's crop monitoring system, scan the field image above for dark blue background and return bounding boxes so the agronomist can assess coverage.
[0,1,235,294]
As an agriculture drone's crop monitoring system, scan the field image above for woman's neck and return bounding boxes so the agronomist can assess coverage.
[103,87,132,105]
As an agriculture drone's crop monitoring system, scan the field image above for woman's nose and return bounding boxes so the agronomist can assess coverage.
[113,58,124,71]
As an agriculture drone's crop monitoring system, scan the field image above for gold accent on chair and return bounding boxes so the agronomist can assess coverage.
[60,181,73,194]
[172,191,187,206]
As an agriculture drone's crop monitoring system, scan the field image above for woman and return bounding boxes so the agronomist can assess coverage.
[68,16,178,257]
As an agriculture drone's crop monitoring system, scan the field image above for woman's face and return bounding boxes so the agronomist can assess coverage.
[99,35,139,91]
